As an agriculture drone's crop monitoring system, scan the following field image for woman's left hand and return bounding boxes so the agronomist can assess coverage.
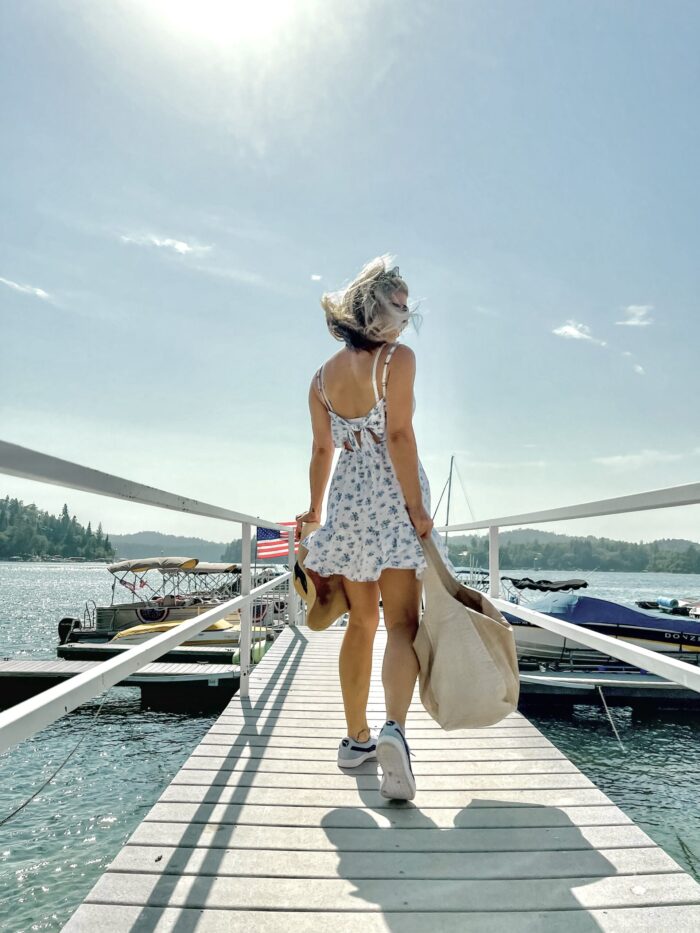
[295,508,320,540]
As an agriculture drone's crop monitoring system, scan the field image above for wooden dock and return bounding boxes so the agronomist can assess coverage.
[0,659,239,711]
[56,640,270,664]
[63,625,700,931]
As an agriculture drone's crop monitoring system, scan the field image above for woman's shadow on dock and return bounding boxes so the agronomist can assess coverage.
[321,769,622,931]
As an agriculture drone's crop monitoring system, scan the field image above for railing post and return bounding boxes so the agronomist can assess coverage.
[288,527,299,625]
[488,525,500,599]
[239,522,252,697]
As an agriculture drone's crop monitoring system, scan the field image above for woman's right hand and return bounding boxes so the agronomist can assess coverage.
[407,503,433,539]
[295,509,320,541]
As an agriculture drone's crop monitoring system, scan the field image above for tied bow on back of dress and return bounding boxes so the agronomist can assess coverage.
[317,344,399,454]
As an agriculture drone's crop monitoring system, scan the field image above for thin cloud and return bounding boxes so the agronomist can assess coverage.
[194,211,281,243]
[615,304,654,326]
[193,263,266,287]
[633,363,645,375]
[120,233,212,255]
[460,459,548,470]
[0,275,50,300]
[593,448,684,470]
[194,262,300,298]
[552,320,607,347]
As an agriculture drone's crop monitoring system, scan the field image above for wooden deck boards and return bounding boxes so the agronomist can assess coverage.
[0,659,237,681]
[63,624,700,932]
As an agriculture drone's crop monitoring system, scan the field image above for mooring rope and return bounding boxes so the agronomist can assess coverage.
[0,692,109,827]
[597,685,625,752]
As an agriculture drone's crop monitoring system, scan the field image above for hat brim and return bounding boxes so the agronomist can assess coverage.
[294,523,349,630]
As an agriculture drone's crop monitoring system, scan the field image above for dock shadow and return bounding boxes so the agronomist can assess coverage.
[82,625,313,933]
[319,772,621,930]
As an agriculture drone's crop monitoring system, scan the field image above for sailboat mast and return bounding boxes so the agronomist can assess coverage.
[444,454,455,544]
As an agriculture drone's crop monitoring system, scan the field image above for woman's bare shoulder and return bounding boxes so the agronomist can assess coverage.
[309,349,345,394]
[389,343,416,372]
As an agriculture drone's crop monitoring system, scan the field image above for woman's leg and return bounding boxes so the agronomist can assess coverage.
[339,578,381,741]
[378,568,422,730]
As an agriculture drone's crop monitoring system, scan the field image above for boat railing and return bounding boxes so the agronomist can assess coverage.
[0,440,303,755]
[82,599,97,630]
[438,478,700,694]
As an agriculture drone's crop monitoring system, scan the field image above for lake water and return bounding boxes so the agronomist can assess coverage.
[0,561,699,930]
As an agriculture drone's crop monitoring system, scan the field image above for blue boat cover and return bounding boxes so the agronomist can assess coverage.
[513,593,700,635]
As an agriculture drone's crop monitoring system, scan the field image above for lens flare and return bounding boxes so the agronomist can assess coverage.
[147,0,297,45]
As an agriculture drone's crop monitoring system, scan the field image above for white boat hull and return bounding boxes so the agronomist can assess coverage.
[512,620,700,663]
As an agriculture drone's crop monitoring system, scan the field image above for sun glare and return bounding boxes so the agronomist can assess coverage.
[148,0,297,45]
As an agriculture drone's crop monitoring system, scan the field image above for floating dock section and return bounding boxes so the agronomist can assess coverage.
[0,659,239,711]
[64,625,700,931]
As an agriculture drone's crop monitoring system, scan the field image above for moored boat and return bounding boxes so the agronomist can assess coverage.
[502,590,700,665]
[110,617,243,646]
[57,556,284,646]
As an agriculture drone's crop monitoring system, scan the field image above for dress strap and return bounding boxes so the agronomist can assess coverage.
[381,343,398,397]
[316,365,334,413]
[370,347,382,404]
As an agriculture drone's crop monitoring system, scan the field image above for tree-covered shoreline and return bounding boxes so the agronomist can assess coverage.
[0,497,115,561]
[2,496,698,574]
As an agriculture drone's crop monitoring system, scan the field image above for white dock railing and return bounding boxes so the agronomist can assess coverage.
[0,440,301,755]
[1,440,699,756]
[437,478,700,694]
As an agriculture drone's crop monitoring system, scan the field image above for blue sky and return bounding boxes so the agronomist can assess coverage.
[1,0,698,545]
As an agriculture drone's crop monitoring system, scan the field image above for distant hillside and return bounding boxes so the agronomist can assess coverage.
[654,537,700,551]
[109,531,229,562]
[446,529,700,573]
[479,528,700,549]
[496,528,574,544]
[109,526,700,574]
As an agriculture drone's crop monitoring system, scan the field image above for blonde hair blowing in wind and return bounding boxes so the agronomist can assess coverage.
[321,255,420,351]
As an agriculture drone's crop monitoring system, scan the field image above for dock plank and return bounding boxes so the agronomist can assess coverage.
[110,844,681,879]
[62,904,700,933]
[166,769,594,790]
[126,821,662,852]
[0,659,237,681]
[63,625,700,931]
[140,802,635,830]
[81,870,700,912]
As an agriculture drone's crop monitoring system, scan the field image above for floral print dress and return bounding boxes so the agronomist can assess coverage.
[302,343,445,583]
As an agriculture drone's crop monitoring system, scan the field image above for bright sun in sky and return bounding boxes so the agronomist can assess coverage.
[147,0,297,45]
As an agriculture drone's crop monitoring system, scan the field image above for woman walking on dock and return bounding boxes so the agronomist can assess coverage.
[295,256,436,801]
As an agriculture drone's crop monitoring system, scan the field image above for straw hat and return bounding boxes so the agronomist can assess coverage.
[294,522,349,630]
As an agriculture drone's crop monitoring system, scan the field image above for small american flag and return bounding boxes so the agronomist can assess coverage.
[118,578,148,594]
[256,522,299,559]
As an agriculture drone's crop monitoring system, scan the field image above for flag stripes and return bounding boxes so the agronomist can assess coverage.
[256,522,299,559]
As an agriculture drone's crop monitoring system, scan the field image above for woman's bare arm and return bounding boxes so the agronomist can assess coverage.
[296,377,334,535]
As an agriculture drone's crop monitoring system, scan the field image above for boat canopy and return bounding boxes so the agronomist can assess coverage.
[107,557,199,573]
[502,576,589,592]
[187,562,241,574]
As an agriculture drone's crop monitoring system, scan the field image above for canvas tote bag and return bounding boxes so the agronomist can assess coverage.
[413,534,520,729]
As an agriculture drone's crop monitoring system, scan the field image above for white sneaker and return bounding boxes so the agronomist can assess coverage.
[376,720,416,800]
[337,733,377,768]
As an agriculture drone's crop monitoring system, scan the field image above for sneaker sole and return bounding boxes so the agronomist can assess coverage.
[376,734,416,800]
[337,750,377,769]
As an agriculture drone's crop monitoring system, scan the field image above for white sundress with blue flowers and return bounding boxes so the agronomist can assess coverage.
[302,343,444,583]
